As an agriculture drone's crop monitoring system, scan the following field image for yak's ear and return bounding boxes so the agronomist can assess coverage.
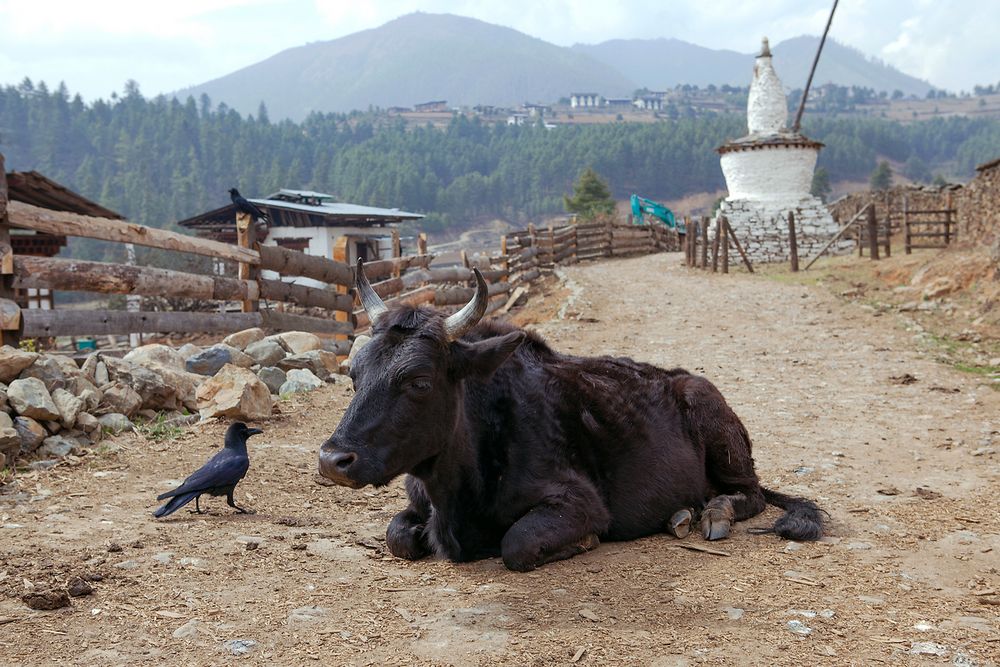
[449,331,526,378]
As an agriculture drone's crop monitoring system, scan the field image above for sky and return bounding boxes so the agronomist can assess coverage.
[0,0,995,101]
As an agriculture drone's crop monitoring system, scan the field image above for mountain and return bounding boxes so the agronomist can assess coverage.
[572,36,932,96]
[174,13,635,121]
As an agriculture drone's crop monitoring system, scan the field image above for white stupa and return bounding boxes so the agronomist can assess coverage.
[715,38,846,263]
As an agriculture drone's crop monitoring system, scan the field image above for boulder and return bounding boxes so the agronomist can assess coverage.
[7,378,61,421]
[13,416,47,453]
[123,344,185,371]
[95,360,110,386]
[76,412,100,433]
[257,367,287,395]
[104,357,198,412]
[38,435,76,458]
[0,382,8,413]
[0,412,19,462]
[223,328,266,351]
[279,369,324,394]
[96,383,142,418]
[18,356,68,392]
[70,377,102,412]
[51,388,84,429]
[268,332,322,355]
[0,346,39,383]
[245,339,287,368]
[346,335,372,368]
[80,353,99,383]
[177,343,202,360]
[277,350,339,380]
[186,344,254,376]
[97,413,135,435]
[196,364,273,421]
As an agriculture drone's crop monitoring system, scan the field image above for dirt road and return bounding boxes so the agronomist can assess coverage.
[2,253,998,666]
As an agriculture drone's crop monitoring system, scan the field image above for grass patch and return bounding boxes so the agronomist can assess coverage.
[136,414,184,442]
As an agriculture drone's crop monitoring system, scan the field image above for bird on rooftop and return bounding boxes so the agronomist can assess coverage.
[229,187,269,222]
[153,422,261,518]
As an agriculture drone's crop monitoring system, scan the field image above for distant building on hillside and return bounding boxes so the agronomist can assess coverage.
[177,188,424,287]
[506,113,529,126]
[570,93,602,108]
[414,100,448,112]
[633,96,663,111]
[605,98,633,109]
[523,103,551,117]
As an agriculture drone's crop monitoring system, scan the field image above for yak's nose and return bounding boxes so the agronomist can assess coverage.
[318,449,361,487]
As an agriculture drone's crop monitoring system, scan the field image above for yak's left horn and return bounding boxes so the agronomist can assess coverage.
[356,258,388,326]
[443,268,488,341]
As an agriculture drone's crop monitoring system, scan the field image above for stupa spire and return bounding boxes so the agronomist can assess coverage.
[746,36,787,135]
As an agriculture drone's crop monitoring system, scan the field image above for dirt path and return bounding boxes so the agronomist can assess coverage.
[2,253,998,666]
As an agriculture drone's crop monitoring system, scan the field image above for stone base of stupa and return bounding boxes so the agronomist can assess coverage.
[715,195,851,265]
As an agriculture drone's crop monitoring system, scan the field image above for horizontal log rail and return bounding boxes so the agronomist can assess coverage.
[364,255,435,281]
[13,255,259,302]
[258,244,353,287]
[353,286,436,330]
[8,200,259,266]
[257,277,354,312]
[21,308,354,338]
[433,281,511,306]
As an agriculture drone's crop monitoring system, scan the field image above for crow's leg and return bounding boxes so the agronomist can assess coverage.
[188,495,205,514]
[227,490,254,514]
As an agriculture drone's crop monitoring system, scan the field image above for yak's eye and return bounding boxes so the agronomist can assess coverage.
[404,377,432,394]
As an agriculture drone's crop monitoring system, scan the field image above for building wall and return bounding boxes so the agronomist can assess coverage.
[262,226,395,288]
[720,146,818,201]
[955,164,1000,253]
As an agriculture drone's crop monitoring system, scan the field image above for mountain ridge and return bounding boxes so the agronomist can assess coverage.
[175,12,932,120]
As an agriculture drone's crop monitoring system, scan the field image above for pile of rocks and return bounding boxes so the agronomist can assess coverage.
[0,328,351,473]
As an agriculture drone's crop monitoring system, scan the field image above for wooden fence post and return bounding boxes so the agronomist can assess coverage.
[700,216,709,269]
[788,210,799,272]
[867,204,879,260]
[723,217,754,274]
[684,218,692,266]
[711,219,721,273]
[883,210,891,258]
[0,154,22,347]
[417,232,428,255]
[236,212,258,313]
[945,191,953,245]
[903,197,911,255]
[721,218,729,274]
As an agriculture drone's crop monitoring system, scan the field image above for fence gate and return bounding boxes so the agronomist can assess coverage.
[902,194,957,254]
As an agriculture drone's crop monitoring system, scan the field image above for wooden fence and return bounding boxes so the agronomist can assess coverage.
[357,218,680,332]
[902,194,957,254]
[0,159,679,351]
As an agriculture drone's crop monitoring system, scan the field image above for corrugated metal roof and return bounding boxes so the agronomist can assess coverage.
[248,197,423,219]
[269,189,335,200]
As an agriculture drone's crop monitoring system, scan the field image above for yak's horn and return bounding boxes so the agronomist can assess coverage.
[443,268,488,340]
[356,258,388,326]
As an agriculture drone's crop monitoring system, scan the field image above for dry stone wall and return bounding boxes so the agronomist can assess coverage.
[717,196,851,264]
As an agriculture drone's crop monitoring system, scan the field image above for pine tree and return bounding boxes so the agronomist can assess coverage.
[563,167,615,219]
[810,167,831,202]
[870,160,893,190]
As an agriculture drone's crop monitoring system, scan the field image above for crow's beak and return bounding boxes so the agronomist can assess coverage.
[246,428,264,437]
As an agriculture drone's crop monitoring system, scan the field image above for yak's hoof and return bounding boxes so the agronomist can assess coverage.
[700,512,732,541]
[576,533,600,552]
[667,508,693,539]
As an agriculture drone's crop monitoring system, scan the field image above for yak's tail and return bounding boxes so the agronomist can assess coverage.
[761,487,824,541]
[153,491,198,518]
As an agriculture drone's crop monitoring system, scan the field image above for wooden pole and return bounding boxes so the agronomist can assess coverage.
[721,218,729,274]
[792,0,839,133]
[883,208,891,257]
[723,217,754,274]
[803,203,872,271]
[700,216,709,269]
[788,210,799,272]
[0,154,21,348]
[945,191,953,245]
[711,219,721,273]
[236,212,258,312]
[867,204,879,260]
[418,232,428,256]
[903,197,911,254]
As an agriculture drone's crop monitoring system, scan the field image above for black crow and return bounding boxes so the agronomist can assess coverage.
[153,422,261,518]
[229,188,269,222]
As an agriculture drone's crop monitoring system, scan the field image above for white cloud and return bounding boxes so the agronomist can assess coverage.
[0,0,996,98]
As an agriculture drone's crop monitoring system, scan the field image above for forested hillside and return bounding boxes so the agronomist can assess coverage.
[2,80,998,262]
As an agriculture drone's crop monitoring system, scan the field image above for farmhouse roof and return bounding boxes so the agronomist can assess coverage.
[6,171,124,219]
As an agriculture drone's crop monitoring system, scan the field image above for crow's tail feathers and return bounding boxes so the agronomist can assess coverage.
[153,491,199,518]
[761,487,825,541]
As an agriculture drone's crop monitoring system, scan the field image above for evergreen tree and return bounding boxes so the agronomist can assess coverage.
[564,167,615,219]
[870,160,893,190]
[810,167,832,202]
[902,155,931,183]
